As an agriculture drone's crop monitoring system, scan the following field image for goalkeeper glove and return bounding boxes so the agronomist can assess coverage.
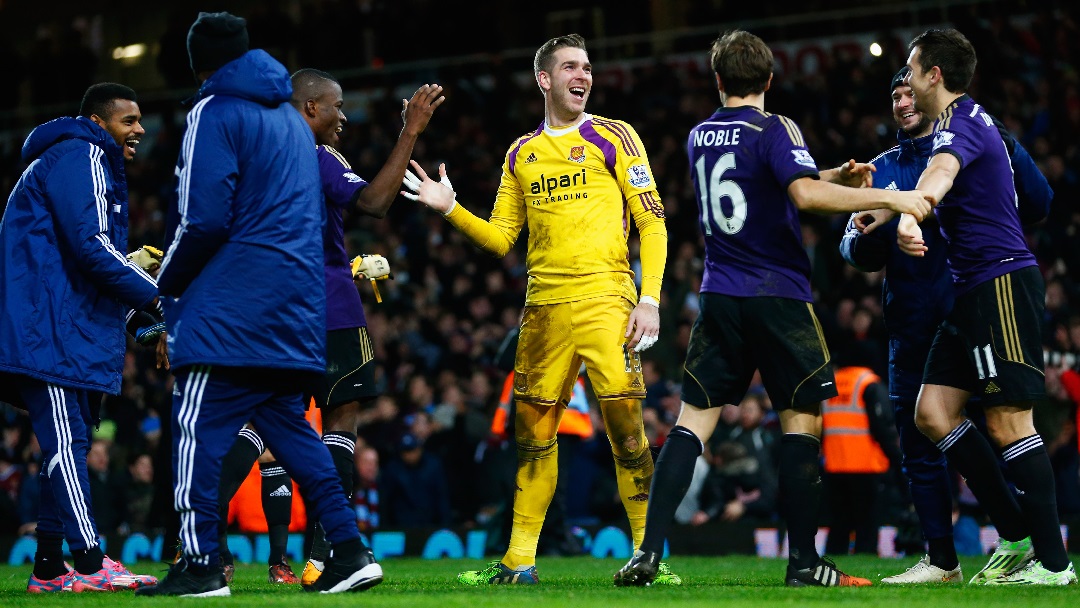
[351,254,392,280]
[351,254,393,303]
[127,245,164,275]
[402,163,456,214]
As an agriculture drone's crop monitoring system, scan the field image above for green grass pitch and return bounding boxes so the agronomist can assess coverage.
[2,555,1077,606]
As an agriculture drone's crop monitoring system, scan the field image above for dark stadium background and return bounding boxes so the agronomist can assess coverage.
[1,0,1078,561]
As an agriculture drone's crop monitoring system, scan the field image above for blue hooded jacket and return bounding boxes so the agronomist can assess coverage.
[840,128,1052,402]
[0,116,158,393]
[159,49,326,372]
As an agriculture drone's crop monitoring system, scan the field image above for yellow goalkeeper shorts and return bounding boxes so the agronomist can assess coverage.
[514,295,646,405]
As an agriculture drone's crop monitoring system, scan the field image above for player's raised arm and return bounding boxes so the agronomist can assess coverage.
[403,160,526,257]
[355,84,445,218]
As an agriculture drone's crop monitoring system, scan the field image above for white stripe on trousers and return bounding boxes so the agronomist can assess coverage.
[47,384,97,548]
[176,366,211,563]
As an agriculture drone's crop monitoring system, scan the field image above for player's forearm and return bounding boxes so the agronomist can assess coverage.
[637,224,667,302]
[444,204,516,257]
[630,192,667,301]
[818,166,844,184]
[915,156,958,207]
[356,131,420,218]
[915,166,953,207]
[78,233,159,311]
[791,179,898,215]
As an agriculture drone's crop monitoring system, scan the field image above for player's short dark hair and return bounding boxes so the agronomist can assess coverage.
[709,30,774,98]
[290,68,339,108]
[908,28,976,93]
[79,83,138,120]
[534,34,587,78]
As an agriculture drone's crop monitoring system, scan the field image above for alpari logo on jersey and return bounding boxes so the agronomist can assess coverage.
[343,171,364,183]
[524,153,537,164]
[626,164,652,188]
[568,146,586,163]
[933,130,955,150]
[530,169,587,197]
[791,149,817,169]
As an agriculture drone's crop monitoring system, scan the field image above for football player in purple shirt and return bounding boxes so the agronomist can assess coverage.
[880,28,1074,585]
[291,70,443,589]
[614,29,930,588]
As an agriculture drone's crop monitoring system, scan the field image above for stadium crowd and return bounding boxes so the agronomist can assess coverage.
[0,4,1078,557]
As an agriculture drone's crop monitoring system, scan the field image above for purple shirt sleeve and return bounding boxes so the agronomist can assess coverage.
[318,146,368,209]
[930,118,979,169]
[762,117,820,187]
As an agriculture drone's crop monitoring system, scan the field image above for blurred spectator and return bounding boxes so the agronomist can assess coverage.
[380,433,451,528]
[17,459,40,536]
[694,393,780,524]
[86,439,124,537]
[120,452,155,535]
[0,451,21,535]
[354,446,380,533]
[693,441,778,524]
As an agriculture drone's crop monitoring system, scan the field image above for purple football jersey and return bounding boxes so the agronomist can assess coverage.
[687,106,820,301]
[929,95,1036,294]
[318,145,368,330]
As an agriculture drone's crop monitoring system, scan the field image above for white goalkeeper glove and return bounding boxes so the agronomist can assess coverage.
[402,161,456,215]
[127,245,163,276]
[351,254,392,280]
[351,254,393,303]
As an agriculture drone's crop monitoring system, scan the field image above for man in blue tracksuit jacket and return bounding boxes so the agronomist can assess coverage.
[140,12,372,597]
[841,67,1052,583]
[0,84,159,592]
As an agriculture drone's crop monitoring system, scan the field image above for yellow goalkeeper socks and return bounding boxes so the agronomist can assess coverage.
[614,441,653,550]
[502,437,558,570]
[600,398,653,550]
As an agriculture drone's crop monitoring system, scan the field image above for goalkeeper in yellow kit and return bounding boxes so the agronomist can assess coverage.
[403,34,675,585]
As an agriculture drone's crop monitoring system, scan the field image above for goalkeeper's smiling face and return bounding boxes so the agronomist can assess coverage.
[543,46,592,124]
[313,81,347,148]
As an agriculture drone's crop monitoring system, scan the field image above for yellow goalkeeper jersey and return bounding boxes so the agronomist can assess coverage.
[445,114,667,306]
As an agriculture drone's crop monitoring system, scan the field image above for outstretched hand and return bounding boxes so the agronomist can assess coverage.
[401,84,446,137]
[837,159,876,188]
[402,160,456,214]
